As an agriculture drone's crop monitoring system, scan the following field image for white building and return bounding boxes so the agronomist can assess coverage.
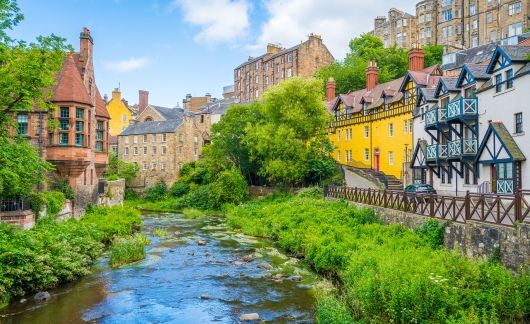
[411,44,530,195]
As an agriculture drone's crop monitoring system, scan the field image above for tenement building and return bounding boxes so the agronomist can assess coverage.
[234,34,334,103]
[14,27,110,213]
[371,0,530,53]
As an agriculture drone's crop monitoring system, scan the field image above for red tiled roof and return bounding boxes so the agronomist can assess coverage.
[52,54,92,106]
[518,38,530,47]
[95,88,110,118]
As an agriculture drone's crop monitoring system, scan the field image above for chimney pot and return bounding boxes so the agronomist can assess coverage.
[409,45,425,72]
[365,59,379,91]
[326,77,336,101]
[138,90,149,115]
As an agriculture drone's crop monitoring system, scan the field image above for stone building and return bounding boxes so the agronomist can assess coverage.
[14,27,110,213]
[234,34,334,103]
[371,0,530,53]
[372,8,419,48]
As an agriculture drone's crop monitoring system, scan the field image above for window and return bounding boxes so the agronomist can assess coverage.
[122,114,127,122]
[287,68,292,78]
[161,163,166,170]
[472,36,478,48]
[133,135,138,144]
[470,4,476,15]
[143,134,147,143]
[255,89,259,98]
[124,147,129,156]
[287,53,293,62]
[255,75,259,84]
[490,31,497,42]
[194,136,198,144]
[515,113,523,134]
[508,2,522,15]
[162,146,167,155]
[75,119,84,146]
[59,133,68,145]
[59,120,69,131]
[472,20,478,30]
[143,146,147,155]
[152,134,157,143]
[388,151,394,165]
[364,126,369,138]
[265,76,269,85]
[506,69,514,89]
[76,108,84,119]
[425,13,431,22]
[337,151,341,161]
[200,115,204,123]
[495,74,503,93]
[133,147,138,155]
[364,148,369,161]
[337,130,341,141]
[388,123,394,137]
[151,162,156,170]
[17,114,28,136]
[125,136,130,145]
[112,146,118,154]
[142,162,147,171]
[442,9,453,22]
[75,133,83,146]
[508,22,523,37]
[162,134,167,142]
[60,107,69,118]
[96,120,104,152]
[153,146,157,155]
[404,120,412,134]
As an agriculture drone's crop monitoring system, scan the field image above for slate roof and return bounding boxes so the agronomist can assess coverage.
[441,43,499,70]
[516,62,530,76]
[199,98,239,115]
[419,87,437,102]
[149,105,184,120]
[441,77,459,91]
[52,54,92,105]
[119,119,183,136]
[490,122,526,161]
[500,45,530,61]
[464,63,490,79]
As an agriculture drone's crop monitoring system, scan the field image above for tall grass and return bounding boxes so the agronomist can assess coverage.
[109,234,149,268]
[225,195,530,323]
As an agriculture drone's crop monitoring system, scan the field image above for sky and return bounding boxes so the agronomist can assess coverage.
[10,0,416,108]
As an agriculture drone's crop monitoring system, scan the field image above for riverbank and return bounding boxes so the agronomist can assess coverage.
[0,205,141,308]
[225,193,530,323]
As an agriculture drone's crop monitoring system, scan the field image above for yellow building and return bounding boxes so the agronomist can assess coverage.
[107,88,133,136]
[327,48,441,187]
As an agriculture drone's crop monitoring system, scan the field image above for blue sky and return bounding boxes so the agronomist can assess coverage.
[10,0,416,107]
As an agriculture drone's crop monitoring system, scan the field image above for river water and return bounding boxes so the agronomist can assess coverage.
[0,213,322,323]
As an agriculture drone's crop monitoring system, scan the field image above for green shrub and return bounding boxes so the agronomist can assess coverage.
[415,219,446,249]
[183,208,205,219]
[209,169,248,209]
[49,177,75,200]
[176,185,212,210]
[25,192,46,216]
[170,181,189,197]
[179,161,212,185]
[296,186,323,199]
[107,174,119,181]
[0,206,141,307]
[144,179,168,202]
[109,233,148,268]
[124,188,139,200]
[315,294,354,324]
[152,228,168,237]
[42,191,66,216]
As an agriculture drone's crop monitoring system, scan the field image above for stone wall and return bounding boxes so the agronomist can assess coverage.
[348,201,530,270]
[97,179,125,206]
[0,210,35,229]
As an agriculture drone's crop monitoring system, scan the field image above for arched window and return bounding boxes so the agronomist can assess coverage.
[144,117,153,122]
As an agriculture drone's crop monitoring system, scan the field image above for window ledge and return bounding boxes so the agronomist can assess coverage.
[493,87,515,97]
[512,132,525,137]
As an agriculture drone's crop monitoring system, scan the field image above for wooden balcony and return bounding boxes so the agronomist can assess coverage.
[447,139,478,160]
[446,98,478,122]
[424,107,447,130]
[426,144,447,162]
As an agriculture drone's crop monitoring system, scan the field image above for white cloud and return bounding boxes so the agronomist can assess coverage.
[250,0,417,59]
[173,0,250,45]
[104,57,151,73]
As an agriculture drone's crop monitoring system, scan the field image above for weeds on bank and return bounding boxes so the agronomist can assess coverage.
[109,233,150,268]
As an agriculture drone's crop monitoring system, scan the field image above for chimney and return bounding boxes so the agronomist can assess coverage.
[366,59,379,91]
[205,93,212,103]
[112,88,121,101]
[79,27,93,63]
[266,43,281,55]
[409,43,425,72]
[138,90,149,114]
[326,77,336,101]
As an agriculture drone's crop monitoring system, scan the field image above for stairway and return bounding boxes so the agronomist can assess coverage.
[385,175,404,191]
[345,166,403,190]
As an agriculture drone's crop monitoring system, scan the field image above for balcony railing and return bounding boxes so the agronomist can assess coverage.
[425,107,447,128]
[447,98,478,120]
[426,144,448,161]
[448,139,478,158]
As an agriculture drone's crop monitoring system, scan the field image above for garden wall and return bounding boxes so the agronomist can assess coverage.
[0,210,35,229]
[97,179,125,206]
[350,201,530,270]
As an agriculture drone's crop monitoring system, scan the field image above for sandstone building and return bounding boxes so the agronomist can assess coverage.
[371,0,530,53]
[15,28,110,213]
[234,34,334,103]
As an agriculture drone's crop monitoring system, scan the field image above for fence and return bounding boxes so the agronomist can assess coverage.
[0,199,30,213]
[325,186,530,227]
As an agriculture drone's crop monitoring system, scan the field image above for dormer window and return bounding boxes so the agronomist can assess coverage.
[495,74,503,93]
[506,69,514,89]
[362,102,368,115]
[464,86,476,98]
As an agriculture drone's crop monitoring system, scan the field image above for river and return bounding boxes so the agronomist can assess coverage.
[0,213,323,323]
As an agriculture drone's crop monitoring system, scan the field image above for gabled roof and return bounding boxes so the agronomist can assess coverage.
[149,105,184,120]
[418,87,437,104]
[411,139,428,169]
[441,43,498,70]
[119,119,183,136]
[199,98,239,115]
[95,88,110,118]
[486,46,530,73]
[52,54,92,105]
[399,65,441,92]
[456,63,490,87]
[434,77,459,98]
[476,121,526,163]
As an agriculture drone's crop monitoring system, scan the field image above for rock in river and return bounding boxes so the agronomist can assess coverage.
[257,262,273,270]
[241,254,253,262]
[240,313,260,321]
[34,291,51,302]
[197,240,207,246]
[291,275,302,282]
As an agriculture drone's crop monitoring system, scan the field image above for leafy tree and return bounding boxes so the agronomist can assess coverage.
[106,153,139,185]
[245,77,333,186]
[0,136,53,197]
[209,169,248,209]
[202,103,262,184]
[424,44,443,67]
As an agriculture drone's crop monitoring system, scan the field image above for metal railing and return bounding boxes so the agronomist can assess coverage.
[325,186,530,227]
[0,199,29,213]
[447,98,478,120]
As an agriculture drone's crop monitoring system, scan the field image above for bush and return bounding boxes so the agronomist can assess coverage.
[124,188,139,200]
[179,162,212,185]
[25,192,46,216]
[183,208,205,219]
[109,234,148,268]
[170,181,189,197]
[42,191,66,217]
[152,228,168,237]
[296,186,323,199]
[0,205,141,306]
[49,177,75,200]
[415,219,446,249]
[315,294,354,324]
[144,179,168,202]
[208,169,248,209]
[176,185,212,210]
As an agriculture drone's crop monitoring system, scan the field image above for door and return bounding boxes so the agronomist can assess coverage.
[374,152,380,172]
[491,164,497,193]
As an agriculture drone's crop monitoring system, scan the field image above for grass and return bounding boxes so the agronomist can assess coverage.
[225,194,530,323]
[182,208,206,219]
[129,198,182,213]
[152,228,168,237]
[109,233,149,268]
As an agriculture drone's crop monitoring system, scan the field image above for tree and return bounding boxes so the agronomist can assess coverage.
[106,153,139,184]
[424,44,443,67]
[202,103,263,184]
[0,0,71,135]
[245,77,333,186]
[0,136,53,197]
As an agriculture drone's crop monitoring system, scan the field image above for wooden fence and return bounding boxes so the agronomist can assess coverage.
[325,186,530,227]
